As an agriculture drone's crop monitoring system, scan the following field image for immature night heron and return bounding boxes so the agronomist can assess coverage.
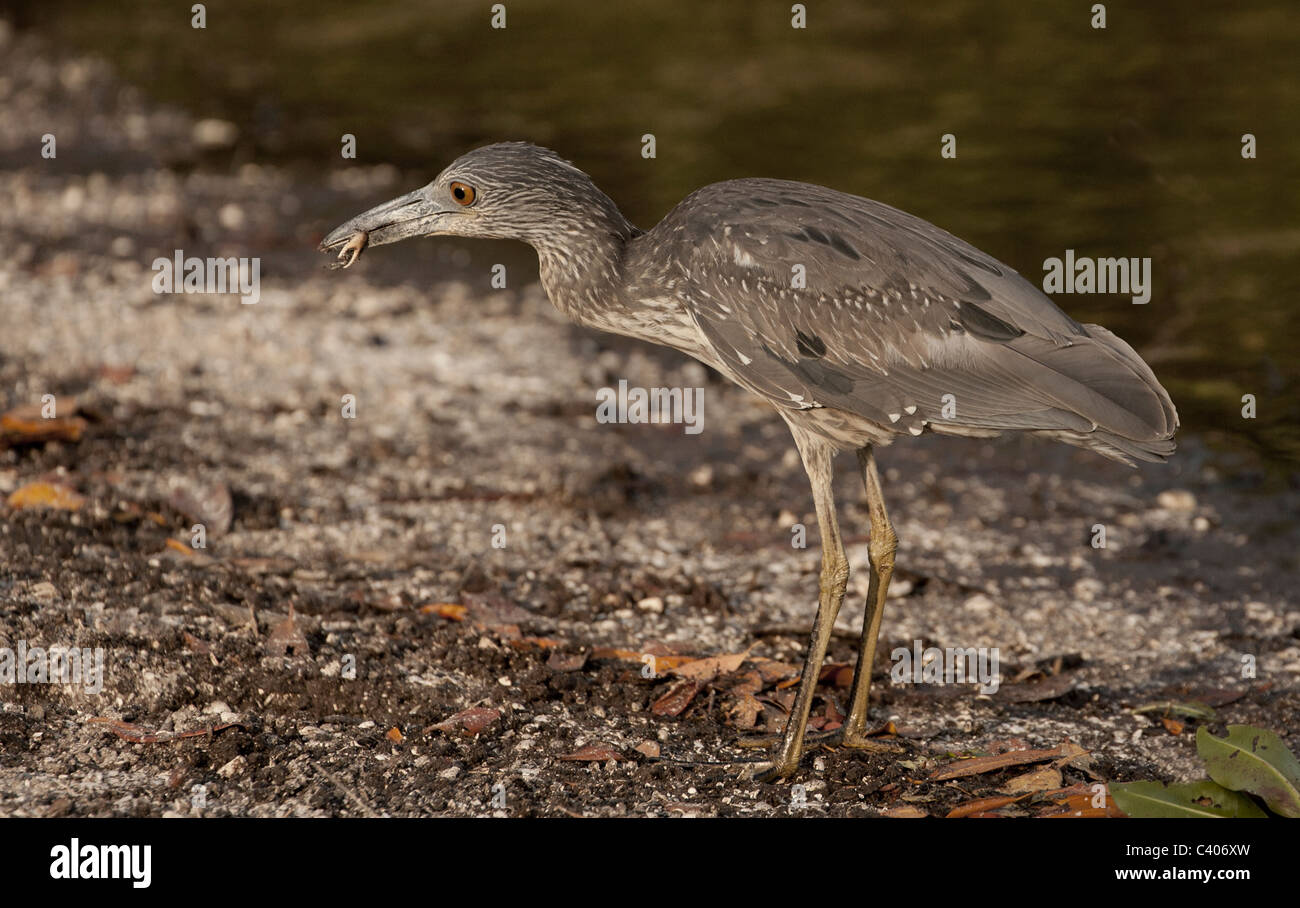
[320,142,1178,779]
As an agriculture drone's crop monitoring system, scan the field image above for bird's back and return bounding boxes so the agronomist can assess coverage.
[630,178,1177,464]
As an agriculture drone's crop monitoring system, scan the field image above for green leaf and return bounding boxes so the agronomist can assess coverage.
[1197,725,1300,818]
[1109,780,1268,818]
[1131,700,1217,720]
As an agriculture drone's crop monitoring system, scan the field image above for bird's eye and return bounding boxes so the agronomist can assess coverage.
[449,181,476,206]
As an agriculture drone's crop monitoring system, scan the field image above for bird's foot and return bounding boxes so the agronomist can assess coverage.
[735,727,902,757]
[750,754,803,783]
[825,728,903,753]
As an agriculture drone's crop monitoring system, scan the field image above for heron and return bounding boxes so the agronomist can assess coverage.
[319,142,1178,779]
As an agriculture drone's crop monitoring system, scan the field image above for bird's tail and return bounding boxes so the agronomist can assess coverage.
[1036,324,1179,464]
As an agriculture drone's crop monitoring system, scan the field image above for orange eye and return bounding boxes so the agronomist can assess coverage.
[450,181,476,206]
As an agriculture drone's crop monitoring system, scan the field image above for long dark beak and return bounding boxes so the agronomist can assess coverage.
[318,187,446,252]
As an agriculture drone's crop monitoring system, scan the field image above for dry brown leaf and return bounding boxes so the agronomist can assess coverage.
[1052,738,1098,777]
[1036,783,1124,817]
[652,679,701,717]
[727,670,764,696]
[429,707,500,737]
[6,482,85,511]
[946,794,1030,818]
[90,717,241,744]
[386,726,404,743]
[509,636,564,650]
[727,693,764,729]
[817,663,855,688]
[750,658,800,684]
[591,648,692,671]
[420,603,467,621]
[165,538,196,556]
[0,406,86,446]
[1001,765,1063,794]
[166,477,233,535]
[546,650,588,672]
[265,607,310,657]
[930,745,1065,781]
[881,806,928,818]
[671,647,752,682]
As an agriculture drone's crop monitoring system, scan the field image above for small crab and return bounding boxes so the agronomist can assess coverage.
[326,231,368,270]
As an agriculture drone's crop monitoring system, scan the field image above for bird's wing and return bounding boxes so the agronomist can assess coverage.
[661,179,1176,460]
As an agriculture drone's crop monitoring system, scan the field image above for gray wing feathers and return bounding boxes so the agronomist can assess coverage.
[666,179,1178,463]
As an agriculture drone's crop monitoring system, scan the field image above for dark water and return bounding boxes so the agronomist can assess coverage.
[7,0,1300,470]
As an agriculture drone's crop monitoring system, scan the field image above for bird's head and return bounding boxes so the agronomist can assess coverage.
[319,142,632,263]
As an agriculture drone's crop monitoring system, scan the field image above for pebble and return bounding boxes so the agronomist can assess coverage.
[1156,489,1196,512]
[636,596,664,613]
[217,202,246,231]
[192,118,238,150]
[963,593,994,616]
[30,581,60,601]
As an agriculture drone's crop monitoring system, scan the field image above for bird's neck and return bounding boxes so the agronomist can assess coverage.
[535,220,640,333]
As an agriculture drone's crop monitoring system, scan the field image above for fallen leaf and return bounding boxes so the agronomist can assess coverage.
[1131,700,1216,721]
[652,679,701,717]
[881,806,927,818]
[6,482,85,511]
[386,727,404,743]
[546,651,587,672]
[0,405,86,447]
[429,707,500,737]
[947,794,1029,818]
[265,606,310,656]
[165,538,196,556]
[420,603,467,621]
[461,592,535,626]
[930,745,1066,781]
[1036,784,1124,818]
[669,648,751,682]
[90,717,241,744]
[808,696,844,732]
[1109,780,1268,818]
[750,658,800,684]
[817,663,855,688]
[167,477,233,535]
[727,693,764,729]
[591,648,692,671]
[1197,725,1300,817]
[1001,765,1062,794]
[509,636,564,650]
